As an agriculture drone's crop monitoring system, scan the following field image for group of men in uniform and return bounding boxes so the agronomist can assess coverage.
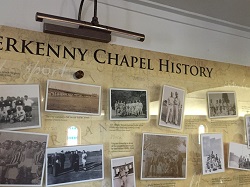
[0,139,46,184]
[163,91,182,126]
[209,98,235,117]
[205,151,222,173]
[0,95,34,123]
[114,100,144,117]
[238,155,250,169]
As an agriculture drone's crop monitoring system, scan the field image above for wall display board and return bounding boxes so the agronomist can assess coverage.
[0,25,250,186]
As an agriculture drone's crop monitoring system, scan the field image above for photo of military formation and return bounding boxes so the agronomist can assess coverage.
[0,84,40,130]
[201,134,225,175]
[208,92,236,118]
[159,85,185,129]
[110,88,148,120]
[141,133,187,179]
[0,130,48,186]
[46,145,103,186]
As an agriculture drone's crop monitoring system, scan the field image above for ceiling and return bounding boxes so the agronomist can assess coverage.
[126,0,250,32]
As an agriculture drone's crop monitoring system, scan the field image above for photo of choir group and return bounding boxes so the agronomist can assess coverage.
[141,133,187,180]
[159,85,185,129]
[110,88,148,120]
[0,84,41,130]
[0,130,48,186]
[201,134,225,175]
[111,156,136,187]
[46,145,104,187]
[228,142,250,171]
[207,92,237,118]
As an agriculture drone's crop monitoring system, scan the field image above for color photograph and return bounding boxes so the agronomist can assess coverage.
[201,133,225,175]
[46,144,104,187]
[207,92,237,118]
[159,85,185,129]
[0,84,41,131]
[111,156,136,187]
[228,142,250,171]
[0,130,48,186]
[45,80,101,115]
[110,88,148,120]
[141,133,187,180]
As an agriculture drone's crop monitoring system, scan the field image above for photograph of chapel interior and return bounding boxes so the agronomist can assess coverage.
[1,0,250,186]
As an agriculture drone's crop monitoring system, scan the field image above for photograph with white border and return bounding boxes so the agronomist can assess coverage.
[141,133,187,180]
[201,133,225,175]
[45,80,101,116]
[245,115,250,148]
[0,130,48,186]
[159,85,185,129]
[110,88,148,120]
[46,144,104,187]
[228,142,250,171]
[111,156,136,187]
[207,92,237,118]
[0,84,41,130]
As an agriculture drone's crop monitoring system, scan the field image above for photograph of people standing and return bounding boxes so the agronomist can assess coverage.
[159,85,185,129]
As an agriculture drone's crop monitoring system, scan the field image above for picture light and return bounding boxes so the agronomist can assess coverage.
[36,0,145,43]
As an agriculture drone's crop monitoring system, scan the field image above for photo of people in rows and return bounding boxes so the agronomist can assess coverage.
[208,92,236,118]
[0,139,46,185]
[204,151,223,173]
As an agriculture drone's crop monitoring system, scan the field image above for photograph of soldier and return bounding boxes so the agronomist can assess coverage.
[45,80,101,116]
[245,115,250,148]
[46,144,104,187]
[201,133,225,175]
[110,88,148,120]
[0,84,41,131]
[207,92,237,118]
[228,142,250,171]
[0,130,48,186]
[159,85,185,129]
[111,156,136,187]
[141,133,187,180]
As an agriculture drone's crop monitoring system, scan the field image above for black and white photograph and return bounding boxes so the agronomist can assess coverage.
[141,133,187,180]
[45,80,101,116]
[207,92,237,118]
[228,142,250,171]
[111,156,136,187]
[245,115,250,148]
[201,133,225,175]
[46,144,104,187]
[159,85,185,129]
[0,130,48,186]
[0,84,41,131]
[110,88,148,120]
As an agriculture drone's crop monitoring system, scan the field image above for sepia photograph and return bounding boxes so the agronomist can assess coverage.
[245,115,250,148]
[45,80,101,116]
[111,156,136,187]
[46,144,104,187]
[207,92,237,118]
[159,85,185,129]
[228,142,250,171]
[0,130,48,186]
[0,84,41,131]
[201,133,225,175]
[110,88,148,120]
[141,133,188,180]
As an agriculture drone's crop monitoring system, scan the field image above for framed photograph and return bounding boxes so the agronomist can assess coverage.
[201,133,225,175]
[141,133,188,180]
[207,91,237,118]
[0,84,41,131]
[110,88,148,120]
[159,85,185,129]
[45,80,101,116]
[228,142,250,171]
[0,130,48,186]
[111,156,136,187]
[245,115,250,148]
[46,144,104,187]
